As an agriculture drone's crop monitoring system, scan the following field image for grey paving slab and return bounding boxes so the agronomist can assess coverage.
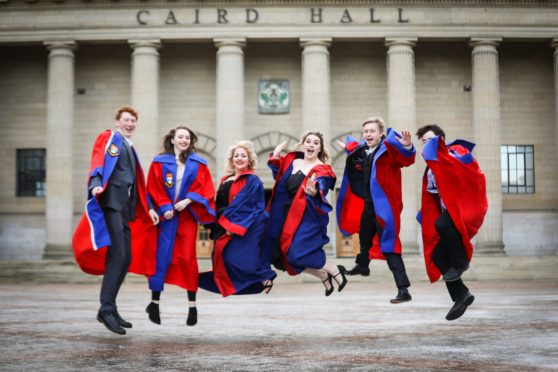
[0,280,557,371]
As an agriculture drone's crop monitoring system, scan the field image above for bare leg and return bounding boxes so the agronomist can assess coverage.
[303,268,332,292]
[321,263,340,276]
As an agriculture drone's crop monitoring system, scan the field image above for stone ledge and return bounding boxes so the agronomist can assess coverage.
[1,255,556,285]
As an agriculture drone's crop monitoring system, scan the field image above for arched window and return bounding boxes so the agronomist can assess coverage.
[250,131,299,188]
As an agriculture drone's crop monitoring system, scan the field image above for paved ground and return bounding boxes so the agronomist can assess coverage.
[1,279,557,371]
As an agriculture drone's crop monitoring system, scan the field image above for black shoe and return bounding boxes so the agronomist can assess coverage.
[146,302,161,325]
[113,311,132,329]
[390,288,412,304]
[443,263,470,282]
[322,274,334,297]
[187,307,198,326]
[345,264,370,277]
[97,311,126,335]
[333,265,348,292]
[262,279,274,294]
[446,292,475,321]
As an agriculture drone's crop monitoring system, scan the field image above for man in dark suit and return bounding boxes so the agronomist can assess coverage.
[89,106,159,335]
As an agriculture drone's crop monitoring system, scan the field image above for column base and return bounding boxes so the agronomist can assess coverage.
[475,241,506,256]
[402,242,420,256]
[43,244,73,260]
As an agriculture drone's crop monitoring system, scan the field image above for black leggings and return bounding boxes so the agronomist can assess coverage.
[355,202,383,268]
[151,290,196,302]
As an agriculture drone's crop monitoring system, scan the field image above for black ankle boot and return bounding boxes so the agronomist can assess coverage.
[187,307,198,326]
[146,302,161,325]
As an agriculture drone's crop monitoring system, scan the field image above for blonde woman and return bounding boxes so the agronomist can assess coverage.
[199,141,276,296]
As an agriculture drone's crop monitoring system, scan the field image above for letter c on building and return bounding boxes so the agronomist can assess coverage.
[137,10,150,25]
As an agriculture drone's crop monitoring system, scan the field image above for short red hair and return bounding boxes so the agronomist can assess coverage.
[115,105,138,121]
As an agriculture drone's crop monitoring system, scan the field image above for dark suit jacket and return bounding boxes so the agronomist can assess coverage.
[89,134,137,218]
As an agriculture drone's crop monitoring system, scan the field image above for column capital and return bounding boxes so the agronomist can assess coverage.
[300,37,332,49]
[214,38,246,49]
[470,38,502,49]
[129,39,162,49]
[551,38,558,50]
[44,41,77,55]
[385,37,417,49]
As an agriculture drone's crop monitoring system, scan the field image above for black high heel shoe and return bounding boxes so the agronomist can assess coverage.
[263,279,274,294]
[333,265,348,292]
[322,274,334,297]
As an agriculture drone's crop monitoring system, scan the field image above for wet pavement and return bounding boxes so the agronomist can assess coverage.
[1,279,557,371]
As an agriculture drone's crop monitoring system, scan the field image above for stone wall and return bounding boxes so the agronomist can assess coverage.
[500,42,557,210]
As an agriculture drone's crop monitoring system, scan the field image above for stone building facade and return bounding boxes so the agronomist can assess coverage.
[0,0,557,259]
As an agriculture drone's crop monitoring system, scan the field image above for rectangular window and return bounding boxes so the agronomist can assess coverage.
[16,149,46,197]
[501,145,534,194]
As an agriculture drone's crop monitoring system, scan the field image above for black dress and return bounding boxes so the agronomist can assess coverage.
[209,178,233,240]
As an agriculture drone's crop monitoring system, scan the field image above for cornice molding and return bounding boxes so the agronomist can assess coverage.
[2,0,558,10]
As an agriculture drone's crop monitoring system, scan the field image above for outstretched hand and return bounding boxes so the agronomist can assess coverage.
[336,139,346,149]
[397,130,412,147]
[272,141,287,158]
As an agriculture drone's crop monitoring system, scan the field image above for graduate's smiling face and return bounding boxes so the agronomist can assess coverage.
[303,134,321,161]
[115,111,137,139]
[172,128,191,154]
[233,147,249,173]
[420,130,436,144]
[362,122,382,147]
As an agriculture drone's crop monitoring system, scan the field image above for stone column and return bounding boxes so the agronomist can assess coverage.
[300,38,332,140]
[386,38,419,255]
[129,39,161,167]
[470,38,505,255]
[214,38,246,170]
[300,38,334,253]
[552,39,558,256]
[553,39,558,195]
[43,41,77,259]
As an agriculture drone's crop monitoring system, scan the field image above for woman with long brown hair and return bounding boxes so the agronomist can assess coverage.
[264,131,347,296]
[146,126,215,326]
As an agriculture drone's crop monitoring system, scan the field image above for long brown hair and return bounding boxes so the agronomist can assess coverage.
[298,130,330,164]
[161,126,198,163]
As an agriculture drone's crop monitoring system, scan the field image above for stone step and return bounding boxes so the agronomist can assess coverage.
[0,255,556,285]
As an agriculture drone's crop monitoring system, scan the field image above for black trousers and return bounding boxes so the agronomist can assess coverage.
[356,201,410,289]
[99,207,132,315]
[355,202,379,268]
[433,209,470,301]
